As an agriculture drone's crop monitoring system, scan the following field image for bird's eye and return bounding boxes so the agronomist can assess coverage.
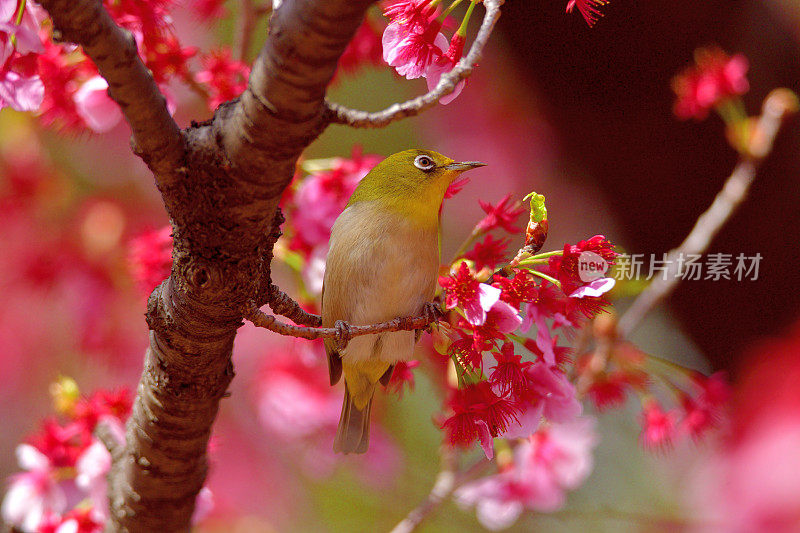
[414,155,436,172]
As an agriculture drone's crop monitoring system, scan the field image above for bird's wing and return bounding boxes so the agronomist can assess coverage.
[321,281,343,386]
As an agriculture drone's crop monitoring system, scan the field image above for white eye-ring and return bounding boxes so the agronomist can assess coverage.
[414,154,436,172]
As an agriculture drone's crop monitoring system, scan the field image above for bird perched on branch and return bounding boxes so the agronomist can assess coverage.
[322,149,485,454]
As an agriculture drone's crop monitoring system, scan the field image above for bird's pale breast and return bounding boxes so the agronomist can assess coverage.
[321,201,439,365]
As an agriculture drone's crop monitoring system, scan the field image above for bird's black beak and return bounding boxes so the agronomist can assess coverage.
[443,161,487,172]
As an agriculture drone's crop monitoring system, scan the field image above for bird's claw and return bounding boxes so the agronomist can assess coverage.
[422,302,443,325]
[334,320,352,351]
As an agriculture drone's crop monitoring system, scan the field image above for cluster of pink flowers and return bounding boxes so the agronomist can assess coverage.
[1,380,213,532]
[672,47,750,120]
[0,0,45,112]
[381,0,477,104]
[195,48,250,111]
[429,194,613,462]
[436,223,617,456]
[1,382,130,532]
[455,418,598,530]
[38,0,198,131]
[1,0,266,130]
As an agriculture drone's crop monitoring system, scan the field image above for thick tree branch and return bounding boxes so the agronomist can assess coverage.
[217,0,374,184]
[617,89,797,337]
[37,0,184,181]
[73,0,377,530]
[325,0,503,128]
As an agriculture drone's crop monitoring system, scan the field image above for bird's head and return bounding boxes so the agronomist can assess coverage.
[347,149,485,226]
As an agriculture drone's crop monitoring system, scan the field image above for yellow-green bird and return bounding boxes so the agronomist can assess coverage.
[322,149,485,454]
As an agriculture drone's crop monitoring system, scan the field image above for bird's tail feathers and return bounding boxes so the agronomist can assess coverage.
[334,382,374,454]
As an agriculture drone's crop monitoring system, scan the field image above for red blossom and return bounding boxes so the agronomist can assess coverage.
[469,301,522,353]
[72,388,132,433]
[387,360,419,398]
[27,419,90,468]
[490,343,532,398]
[439,261,501,326]
[444,175,469,199]
[493,271,539,310]
[145,36,198,83]
[639,400,679,450]
[566,0,609,28]
[465,234,509,271]
[547,235,617,296]
[36,42,87,130]
[58,507,103,533]
[449,337,484,370]
[337,17,383,76]
[522,336,573,367]
[672,48,749,120]
[195,49,250,110]
[128,225,173,295]
[585,372,630,411]
[679,371,730,439]
[383,0,438,29]
[441,381,519,447]
[476,194,525,234]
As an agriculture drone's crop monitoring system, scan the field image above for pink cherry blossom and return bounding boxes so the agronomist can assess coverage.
[1,444,68,532]
[75,442,111,518]
[455,418,598,530]
[382,21,447,80]
[524,363,582,423]
[425,34,466,104]
[568,277,615,298]
[486,300,523,334]
[440,261,501,326]
[74,416,124,522]
[639,400,679,449]
[0,69,44,112]
[73,76,123,133]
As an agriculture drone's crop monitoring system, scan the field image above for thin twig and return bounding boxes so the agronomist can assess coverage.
[390,452,490,533]
[325,0,503,128]
[617,89,797,337]
[243,303,438,345]
[267,284,322,326]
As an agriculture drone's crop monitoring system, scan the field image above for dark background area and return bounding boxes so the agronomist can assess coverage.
[500,0,800,372]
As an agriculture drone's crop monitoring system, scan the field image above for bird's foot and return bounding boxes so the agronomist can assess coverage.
[422,302,443,325]
[334,320,352,351]
[417,302,443,339]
